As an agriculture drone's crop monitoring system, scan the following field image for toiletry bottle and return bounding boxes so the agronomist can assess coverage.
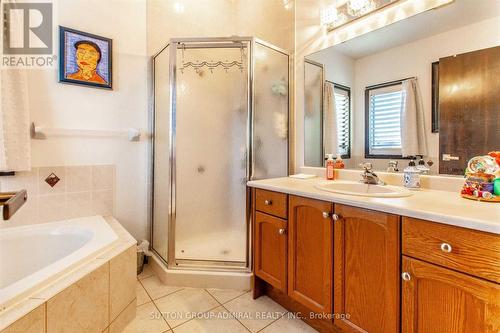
[334,153,345,169]
[326,154,335,180]
[404,159,421,190]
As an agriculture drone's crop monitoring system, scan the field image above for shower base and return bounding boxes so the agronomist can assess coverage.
[175,228,247,263]
[149,254,252,290]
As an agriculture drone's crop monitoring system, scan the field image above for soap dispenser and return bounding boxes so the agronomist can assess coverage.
[326,154,335,180]
[416,156,430,174]
[334,153,345,169]
[403,159,421,190]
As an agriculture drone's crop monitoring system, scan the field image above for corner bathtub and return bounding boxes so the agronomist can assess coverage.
[0,216,118,311]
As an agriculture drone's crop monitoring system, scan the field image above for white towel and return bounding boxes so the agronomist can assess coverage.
[400,78,428,157]
[0,68,31,171]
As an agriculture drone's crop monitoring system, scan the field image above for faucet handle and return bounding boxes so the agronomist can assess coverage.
[359,162,373,171]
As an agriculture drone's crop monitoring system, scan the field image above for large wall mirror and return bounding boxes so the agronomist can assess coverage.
[304,0,500,175]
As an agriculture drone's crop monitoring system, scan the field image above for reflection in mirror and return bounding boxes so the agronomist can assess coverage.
[304,0,500,175]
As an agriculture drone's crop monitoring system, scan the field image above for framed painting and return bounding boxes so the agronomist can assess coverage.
[59,26,112,89]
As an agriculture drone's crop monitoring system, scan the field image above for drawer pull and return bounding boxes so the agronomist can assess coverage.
[402,272,411,281]
[332,214,340,221]
[440,243,452,253]
[264,200,272,206]
[322,212,331,219]
[278,228,286,235]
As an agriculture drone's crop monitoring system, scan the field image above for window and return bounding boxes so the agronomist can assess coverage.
[333,84,351,158]
[365,82,403,158]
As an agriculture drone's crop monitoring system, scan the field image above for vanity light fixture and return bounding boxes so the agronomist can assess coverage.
[321,0,399,31]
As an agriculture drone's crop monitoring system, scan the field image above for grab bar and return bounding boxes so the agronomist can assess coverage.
[0,190,28,220]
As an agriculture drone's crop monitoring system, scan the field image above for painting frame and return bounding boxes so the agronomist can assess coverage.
[59,26,113,90]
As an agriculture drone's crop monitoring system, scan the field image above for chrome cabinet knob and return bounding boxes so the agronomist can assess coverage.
[278,228,286,235]
[264,200,272,206]
[402,272,411,281]
[332,214,340,221]
[322,212,330,219]
[440,243,452,253]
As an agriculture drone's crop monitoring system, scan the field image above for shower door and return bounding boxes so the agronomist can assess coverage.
[152,37,289,271]
[173,40,250,268]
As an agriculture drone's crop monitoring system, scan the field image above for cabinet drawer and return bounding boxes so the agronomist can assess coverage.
[402,217,500,283]
[255,189,287,219]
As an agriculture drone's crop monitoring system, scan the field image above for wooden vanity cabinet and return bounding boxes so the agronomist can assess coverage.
[252,187,500,333]
[402,256,500,333]
[333,204,400,333]
[288,195,333,315]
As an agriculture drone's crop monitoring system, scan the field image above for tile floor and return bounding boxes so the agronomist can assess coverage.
[126,264,319,333]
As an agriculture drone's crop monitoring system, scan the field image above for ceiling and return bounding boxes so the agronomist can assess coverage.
[316,0,500,59]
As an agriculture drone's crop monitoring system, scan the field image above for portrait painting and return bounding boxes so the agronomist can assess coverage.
[59,26,112,89]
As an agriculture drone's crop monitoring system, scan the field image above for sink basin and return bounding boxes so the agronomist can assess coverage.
[315,180,413,198]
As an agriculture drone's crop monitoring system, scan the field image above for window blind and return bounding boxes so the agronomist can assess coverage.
[334,86,350,157]
[368,84,403,155]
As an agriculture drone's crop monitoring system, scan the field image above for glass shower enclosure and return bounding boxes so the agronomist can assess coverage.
[152,37,289,271]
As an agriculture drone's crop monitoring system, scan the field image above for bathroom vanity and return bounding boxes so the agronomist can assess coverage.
[248,178,500,333]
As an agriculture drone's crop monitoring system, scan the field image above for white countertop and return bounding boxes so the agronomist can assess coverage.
[247,177,500,235]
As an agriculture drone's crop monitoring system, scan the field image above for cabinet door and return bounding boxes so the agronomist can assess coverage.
[333,204,400,333]
[402,256,500,333]
[288,195,333,315]
[254,212,287,291]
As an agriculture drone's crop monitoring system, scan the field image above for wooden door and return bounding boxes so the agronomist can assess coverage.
[288,195,333,315]
[254,212,287,292]
[333,204,400,333]
[438,46,500,175]
[402,256,500,333]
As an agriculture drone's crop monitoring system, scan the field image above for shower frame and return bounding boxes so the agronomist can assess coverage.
[151,36,290,272]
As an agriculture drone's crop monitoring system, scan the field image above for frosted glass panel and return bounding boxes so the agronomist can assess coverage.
[152,46,171,262]
[175,46,249,262]
[304,61,324,167]
[253,43,289,179]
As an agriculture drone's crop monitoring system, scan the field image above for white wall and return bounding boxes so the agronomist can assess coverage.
[352,16,500,165]
[27,0,149,240]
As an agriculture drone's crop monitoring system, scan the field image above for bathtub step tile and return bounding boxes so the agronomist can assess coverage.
[136,281,151,306]
[0,304,45,333]
[153,288,219,328]
[110,246,137,321]
[206,288,248,304]
[121,301,170,333]
[172,306,248,333]
[140,275,184,300]
[46,263,109,333]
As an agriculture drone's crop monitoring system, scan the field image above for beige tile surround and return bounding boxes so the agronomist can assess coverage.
[0,218,136,333]
[0,165,115,228]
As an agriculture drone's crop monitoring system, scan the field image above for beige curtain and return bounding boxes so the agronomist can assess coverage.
[401,78,427,157]
[0,68,31,171]
[324,81,338,156]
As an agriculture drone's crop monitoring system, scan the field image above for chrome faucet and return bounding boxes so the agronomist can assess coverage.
[359,163,384,185]
[387,160,399,173]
